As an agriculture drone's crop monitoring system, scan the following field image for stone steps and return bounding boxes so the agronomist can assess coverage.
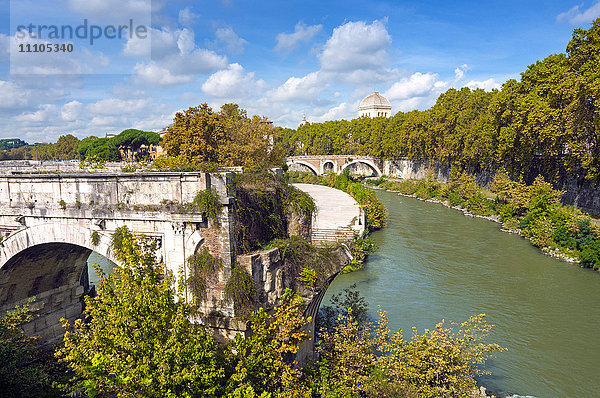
[312,227,355,244]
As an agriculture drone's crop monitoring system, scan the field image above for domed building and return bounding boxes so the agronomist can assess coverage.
[358,92,391,118]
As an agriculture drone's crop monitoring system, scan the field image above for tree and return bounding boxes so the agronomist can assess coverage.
[77,136,121,162]
[162,104,224,163]
[113,129,161,161]
[0,305,53,397]
[317,308,503,398]
[57,227,225,397]
[226,289,311,397]
[53,134,80,160]
[220,111,281,170]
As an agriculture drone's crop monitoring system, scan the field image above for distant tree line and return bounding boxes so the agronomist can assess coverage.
[279,19,600,181]
[0,135,80,161]
[0,129,162,163]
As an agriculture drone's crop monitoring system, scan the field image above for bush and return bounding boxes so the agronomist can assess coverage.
[224,265,256,320]
[186,247,223,302]
[579,242,600,269]
[524,216,555,247]
[188,189,222,222]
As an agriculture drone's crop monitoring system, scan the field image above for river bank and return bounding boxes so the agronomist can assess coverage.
[366,172,600,270]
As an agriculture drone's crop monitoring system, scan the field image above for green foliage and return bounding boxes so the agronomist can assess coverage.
[298,267,317,288]
[226,290,311,397]
[317,283,369,338]
[268,236,339,290]
[57,226,225,397]
[0,138,28,151]
[0,304,60,397]
[186,247,223,302]
[348,233,378,263]
[189,189,223,222]
[77,136,121,162]
[283,184,316,215]
[90,231,100,246]
[151,155,221,172]
[59,199,66,210]
[233,171,315,253]
[224,265,257,320]
[316,308,504,398]
[162,104,224,163]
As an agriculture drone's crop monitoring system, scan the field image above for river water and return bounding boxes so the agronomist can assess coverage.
[322,190,600,397]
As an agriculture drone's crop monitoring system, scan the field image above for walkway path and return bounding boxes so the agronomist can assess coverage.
[292,183,364,244]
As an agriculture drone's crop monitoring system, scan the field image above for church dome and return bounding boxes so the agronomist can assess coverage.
[359,92,391,110]
[358,92,391,118]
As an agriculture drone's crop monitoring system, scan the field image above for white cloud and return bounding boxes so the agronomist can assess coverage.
[466,78,501,91]
[0,81,32,110]
[385,72,443,100]
[268,72,325,103]
[313,101,359,122]
[133,62,194,85]
[454,64,470,80]
[557,1,600,24]
[214,27,248,54]
[126,27,227,86]
[319,19,391,72]
[178,7,200,26]
[202,63,266,99]
[15,104,59,123]
[86,98,154,115]
[61,101,83,121]
[275,22,322,52]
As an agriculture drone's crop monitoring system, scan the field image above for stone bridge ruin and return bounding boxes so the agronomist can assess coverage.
[0,169,352,352]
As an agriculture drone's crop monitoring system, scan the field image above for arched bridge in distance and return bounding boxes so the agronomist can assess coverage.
[286,155,387,177]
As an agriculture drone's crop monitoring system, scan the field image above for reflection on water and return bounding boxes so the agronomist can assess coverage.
[323,190,600,397]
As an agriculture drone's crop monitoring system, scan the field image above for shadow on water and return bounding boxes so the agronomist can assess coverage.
[322,190,600,397]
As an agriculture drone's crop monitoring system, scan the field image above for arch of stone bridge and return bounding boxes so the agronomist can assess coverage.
[0,223,117,270]
[322,160,335,174]
[341,159,383,177]
[0,224,122,343]
[286,160,319,175]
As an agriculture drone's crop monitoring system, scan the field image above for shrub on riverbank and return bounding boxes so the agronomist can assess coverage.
[370,170,600,269]
[287,170,386,231]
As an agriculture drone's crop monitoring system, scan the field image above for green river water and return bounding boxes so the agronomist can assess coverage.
[323,190,600,397]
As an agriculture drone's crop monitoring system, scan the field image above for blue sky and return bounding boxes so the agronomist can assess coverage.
[0,0,599,142]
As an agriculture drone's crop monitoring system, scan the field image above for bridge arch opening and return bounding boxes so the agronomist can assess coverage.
[341,160,382,177]
[322,161,334,174]
[0,242,116,343]
[287,160,319,175]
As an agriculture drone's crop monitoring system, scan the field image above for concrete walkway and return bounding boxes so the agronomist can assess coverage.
[292,183,364,243]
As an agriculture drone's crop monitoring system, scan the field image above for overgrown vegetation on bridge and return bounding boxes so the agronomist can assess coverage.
[1,227,503,397]
[233,170,316,253]
[371,168,600,269]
